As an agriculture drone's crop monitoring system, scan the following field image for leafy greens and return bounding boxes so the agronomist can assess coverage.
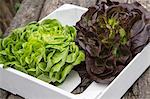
[0,19,85,85]
[76,0,150,83]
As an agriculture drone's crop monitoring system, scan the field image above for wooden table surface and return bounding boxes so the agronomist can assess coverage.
[0,0,150,99]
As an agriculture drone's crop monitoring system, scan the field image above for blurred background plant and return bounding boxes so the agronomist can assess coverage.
[0,0,22,37]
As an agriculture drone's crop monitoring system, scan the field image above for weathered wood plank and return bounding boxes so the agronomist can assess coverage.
[123,68,150,99]
[0,89,9,99]
[4,0,45,37]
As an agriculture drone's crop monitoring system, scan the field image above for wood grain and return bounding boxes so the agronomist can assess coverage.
[4,0,45,37]
[123,68,150,99]
[0,89,9,99]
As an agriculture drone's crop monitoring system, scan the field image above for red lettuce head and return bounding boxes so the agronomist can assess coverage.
[76,0,150,83]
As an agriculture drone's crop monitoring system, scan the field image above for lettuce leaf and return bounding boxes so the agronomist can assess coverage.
[0,19,85,85]
[76,0,150,83]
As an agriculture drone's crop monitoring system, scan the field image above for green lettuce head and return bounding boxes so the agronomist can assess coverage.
[0,19,85,85]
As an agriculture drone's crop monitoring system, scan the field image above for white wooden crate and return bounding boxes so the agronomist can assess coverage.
[0,4,150,99]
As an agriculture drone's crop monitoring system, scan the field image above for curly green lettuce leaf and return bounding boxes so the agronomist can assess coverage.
[0,19,85,85]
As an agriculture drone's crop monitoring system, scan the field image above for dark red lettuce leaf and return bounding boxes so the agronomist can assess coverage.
[75,0,150,83]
